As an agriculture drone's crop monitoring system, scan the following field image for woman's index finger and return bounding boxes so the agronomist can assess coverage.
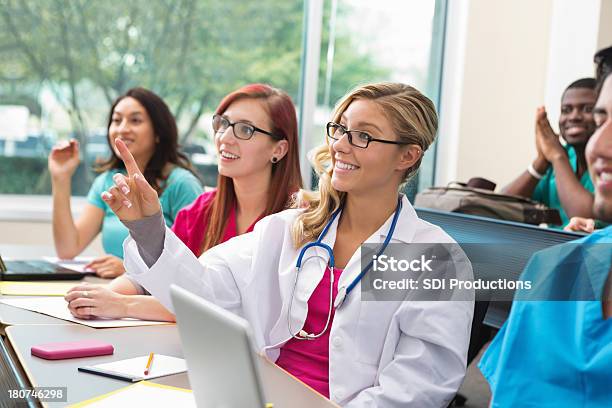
[115,138,141,176]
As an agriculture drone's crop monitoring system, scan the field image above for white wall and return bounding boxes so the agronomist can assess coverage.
[437,0,612,189]
[545,0,607,128]
[0,196,103,253]
[0,218,100,248]
[0,219,103,255]
[597,0,612,50]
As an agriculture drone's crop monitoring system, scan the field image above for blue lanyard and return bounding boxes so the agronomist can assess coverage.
[294,196,403,309]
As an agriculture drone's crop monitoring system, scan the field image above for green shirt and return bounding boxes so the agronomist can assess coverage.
[87,167,203,258]
[532,145,594,229]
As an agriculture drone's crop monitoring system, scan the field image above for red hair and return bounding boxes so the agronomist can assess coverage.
[201,84,302,253]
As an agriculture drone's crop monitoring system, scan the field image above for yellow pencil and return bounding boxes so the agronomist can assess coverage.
[144,352,154,375]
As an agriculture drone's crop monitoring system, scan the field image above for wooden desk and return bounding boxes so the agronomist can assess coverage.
[6,324,338,408]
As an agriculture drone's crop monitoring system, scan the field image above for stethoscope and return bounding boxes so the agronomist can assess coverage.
[288,196,403,340]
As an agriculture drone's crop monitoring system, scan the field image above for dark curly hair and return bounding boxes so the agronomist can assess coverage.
[594,45,612,96]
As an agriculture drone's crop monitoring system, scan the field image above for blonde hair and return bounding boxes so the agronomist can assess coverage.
[291,82,438,248]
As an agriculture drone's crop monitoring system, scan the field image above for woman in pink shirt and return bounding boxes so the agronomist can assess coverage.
[66,84,302,321]
[171,84,302,257]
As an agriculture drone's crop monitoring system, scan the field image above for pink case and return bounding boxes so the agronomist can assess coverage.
[31,339,114,360]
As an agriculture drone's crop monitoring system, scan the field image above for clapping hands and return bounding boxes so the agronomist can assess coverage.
[535,107,566,163]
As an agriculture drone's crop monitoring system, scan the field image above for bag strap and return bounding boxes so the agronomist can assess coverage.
[448,178,497,191]
[466,177,497,191]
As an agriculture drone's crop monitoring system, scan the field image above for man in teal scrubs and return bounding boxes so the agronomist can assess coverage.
[503,78,598,228]
[479,45,612,408]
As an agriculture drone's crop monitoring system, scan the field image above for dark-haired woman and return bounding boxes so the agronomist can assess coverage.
[49,87,203,278]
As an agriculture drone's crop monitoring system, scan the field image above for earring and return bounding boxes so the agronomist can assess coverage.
[271,157,278,163]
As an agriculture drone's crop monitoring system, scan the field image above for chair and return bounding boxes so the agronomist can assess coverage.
[416,208,582,406]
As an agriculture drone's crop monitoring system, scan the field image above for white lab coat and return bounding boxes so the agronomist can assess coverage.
[124,196,474,407]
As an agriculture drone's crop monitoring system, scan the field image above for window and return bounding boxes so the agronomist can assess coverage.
[0,0,446,201]
[0,0,305,194]
[303,0,446,196]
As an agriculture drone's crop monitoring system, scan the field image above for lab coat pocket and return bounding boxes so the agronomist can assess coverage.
[355,300,398,365]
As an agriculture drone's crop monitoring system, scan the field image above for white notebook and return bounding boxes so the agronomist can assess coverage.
[0,297,170,328]
[78,354,187,382]
[43,256,95,273]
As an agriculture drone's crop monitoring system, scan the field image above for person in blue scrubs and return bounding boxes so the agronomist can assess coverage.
[479,46,612,408]
[503,78,598,229]
[48,87,202,278]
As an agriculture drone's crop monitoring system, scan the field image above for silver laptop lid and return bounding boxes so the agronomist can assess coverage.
[171,284,267,408]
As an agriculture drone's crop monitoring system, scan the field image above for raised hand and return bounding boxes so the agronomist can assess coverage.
[48,139,80,181]
[535,107,566,162]
[101,138,160,221]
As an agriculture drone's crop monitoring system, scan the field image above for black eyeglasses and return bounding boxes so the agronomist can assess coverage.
[326,122,410,149]
[213,114,280,140]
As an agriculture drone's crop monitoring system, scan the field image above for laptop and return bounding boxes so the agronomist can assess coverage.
[170,284,267,408]
[0,254,95,281]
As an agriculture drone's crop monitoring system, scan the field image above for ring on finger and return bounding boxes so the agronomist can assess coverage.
[83,291,89,298]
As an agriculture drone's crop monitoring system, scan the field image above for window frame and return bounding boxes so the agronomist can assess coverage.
[0,0,448,220]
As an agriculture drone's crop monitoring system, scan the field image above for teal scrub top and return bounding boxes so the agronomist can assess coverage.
[532,145,594,228]
[87,167,203,258]
[479,227,612,408]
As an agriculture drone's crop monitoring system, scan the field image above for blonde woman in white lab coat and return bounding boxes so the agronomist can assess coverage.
[92,82,474,407]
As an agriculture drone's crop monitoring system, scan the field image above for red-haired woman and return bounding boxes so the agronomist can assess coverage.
[65,84,302,321]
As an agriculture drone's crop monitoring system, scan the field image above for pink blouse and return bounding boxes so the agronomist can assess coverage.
[171,189,259,256]
[275,266,343,398]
